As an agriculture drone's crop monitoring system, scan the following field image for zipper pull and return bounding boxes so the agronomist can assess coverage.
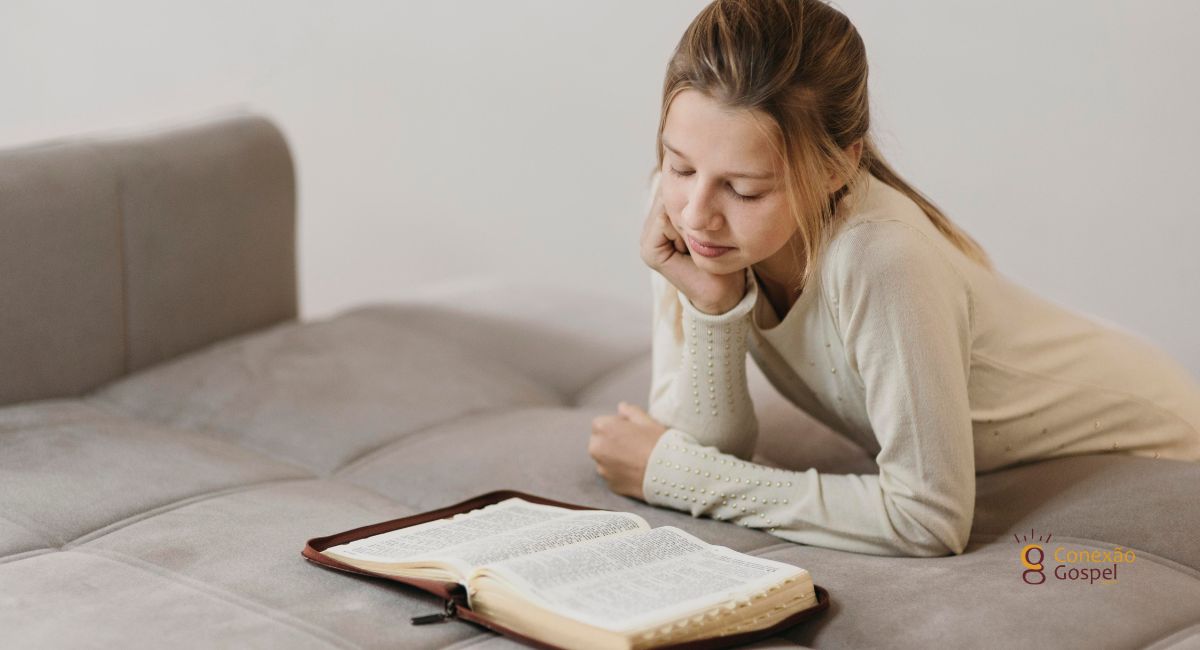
[411,599,457,625]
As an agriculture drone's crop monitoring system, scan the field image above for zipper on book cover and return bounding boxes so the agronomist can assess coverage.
[411,598,458,625]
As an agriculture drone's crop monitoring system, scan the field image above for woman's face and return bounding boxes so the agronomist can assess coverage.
[659,89,796,274]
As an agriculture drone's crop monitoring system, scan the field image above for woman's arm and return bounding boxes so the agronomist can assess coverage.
[642,219,977,558]
[646,266,760,461]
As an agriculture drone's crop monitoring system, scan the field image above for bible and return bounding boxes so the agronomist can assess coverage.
[301,489,828,650]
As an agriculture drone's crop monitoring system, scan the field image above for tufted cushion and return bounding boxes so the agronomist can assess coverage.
[2,279,1199,649]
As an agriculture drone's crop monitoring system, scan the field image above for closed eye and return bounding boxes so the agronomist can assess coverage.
[668,167,762,202]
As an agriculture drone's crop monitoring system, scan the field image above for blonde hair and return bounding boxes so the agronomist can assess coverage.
[653,0,995,344]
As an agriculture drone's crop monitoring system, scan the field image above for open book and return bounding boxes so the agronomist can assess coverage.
[317,496,820,650]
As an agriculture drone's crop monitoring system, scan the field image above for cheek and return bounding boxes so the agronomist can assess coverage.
[660,181,682,211]
[661,192,687,225]
[740,211,794,250]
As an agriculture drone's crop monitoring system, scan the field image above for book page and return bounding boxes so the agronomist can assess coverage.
[474,526,809,634]
[323,497,575,562]
[323,498,647,577]
[423,509,649,577]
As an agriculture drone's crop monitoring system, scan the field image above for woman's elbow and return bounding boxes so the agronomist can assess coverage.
[885,504,973,557]
[904,534,968,558]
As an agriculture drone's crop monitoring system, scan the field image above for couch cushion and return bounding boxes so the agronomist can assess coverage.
[105,115,298,375]
[0,113,298,407]
[0,551,340,649]
[88,305,569,475]
[0,399,310,548]
[78,480,476,649]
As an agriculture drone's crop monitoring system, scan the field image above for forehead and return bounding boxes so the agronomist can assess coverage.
[662,89,777,165]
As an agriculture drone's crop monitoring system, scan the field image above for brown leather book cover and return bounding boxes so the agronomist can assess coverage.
[301,489,830,649]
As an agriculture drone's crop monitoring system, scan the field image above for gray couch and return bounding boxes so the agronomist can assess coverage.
[2,113,1198,649]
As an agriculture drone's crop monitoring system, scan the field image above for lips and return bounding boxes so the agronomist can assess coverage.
[687,235,733,250]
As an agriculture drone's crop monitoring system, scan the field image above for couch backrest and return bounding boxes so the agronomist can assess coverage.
[0,112,298,406]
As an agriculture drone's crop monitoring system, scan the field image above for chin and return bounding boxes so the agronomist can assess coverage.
[692,252,737,264]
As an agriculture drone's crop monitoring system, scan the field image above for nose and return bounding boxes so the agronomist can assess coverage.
[679,181,725,233]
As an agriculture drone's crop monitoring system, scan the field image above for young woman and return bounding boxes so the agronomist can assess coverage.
[587,0,1200,557]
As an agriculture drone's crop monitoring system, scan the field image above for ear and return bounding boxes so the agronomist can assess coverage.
[826,139,865,192]
[848,139,864,167]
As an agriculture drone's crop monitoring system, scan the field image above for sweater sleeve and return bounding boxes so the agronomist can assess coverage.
[646,266,760,461]
[641,219,976,558]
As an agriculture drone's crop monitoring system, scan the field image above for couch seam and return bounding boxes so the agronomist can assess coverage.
[58,474,431,553]
[3,397,324,480]
[0,548,57,566]
[79,393,326,476]
[63,477,316,549]
[84,141,132,375]
[330,403,533,477]
[69,546,358,650]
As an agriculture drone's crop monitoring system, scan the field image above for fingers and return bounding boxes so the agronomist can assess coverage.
[658,212,689,255]
[640,206,674,267]
[643,187,685,254]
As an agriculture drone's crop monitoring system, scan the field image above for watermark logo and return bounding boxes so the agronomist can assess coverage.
[1015,528,1135,586]
[1017,529,1050,585]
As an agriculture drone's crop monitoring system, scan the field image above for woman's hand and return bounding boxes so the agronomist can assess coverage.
[589,402,669,501]
[639,173,747,315]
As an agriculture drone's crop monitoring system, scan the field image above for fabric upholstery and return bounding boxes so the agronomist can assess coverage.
[0,112,297,406]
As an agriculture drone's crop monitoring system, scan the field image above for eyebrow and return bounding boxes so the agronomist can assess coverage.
[661,138,775,180]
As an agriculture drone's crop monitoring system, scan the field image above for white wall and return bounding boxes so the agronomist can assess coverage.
[2,1,1197,376]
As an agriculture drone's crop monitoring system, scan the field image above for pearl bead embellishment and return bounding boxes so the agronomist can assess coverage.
[648,434,800,536]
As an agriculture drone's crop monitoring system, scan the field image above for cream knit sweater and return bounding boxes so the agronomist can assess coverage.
[641,169,1200,557]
